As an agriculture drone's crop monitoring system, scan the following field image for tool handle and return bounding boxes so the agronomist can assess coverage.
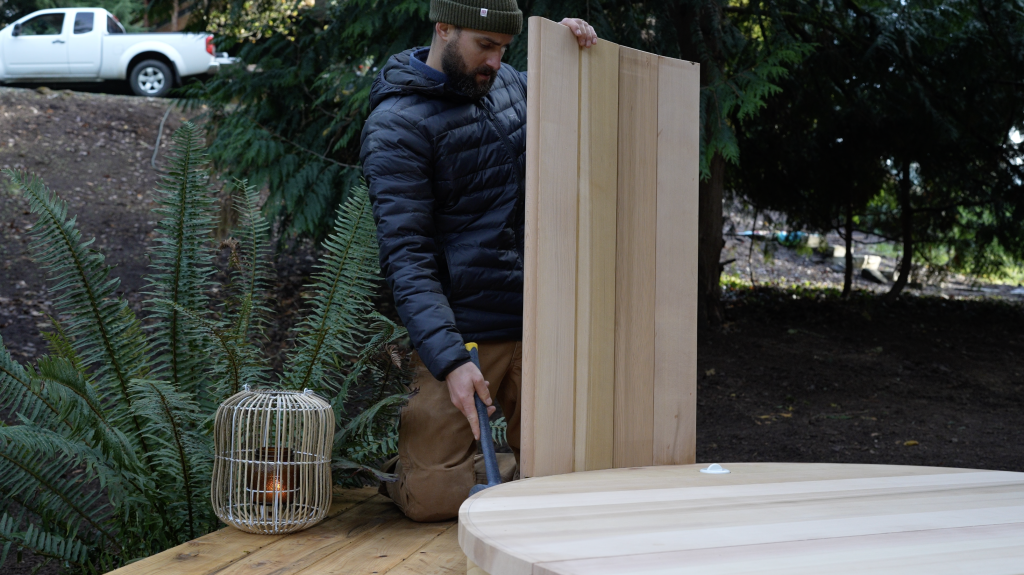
[467,343,502,487]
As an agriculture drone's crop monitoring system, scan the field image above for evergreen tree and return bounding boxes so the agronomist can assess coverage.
[185,0,809,326]
[733,0,1024,296]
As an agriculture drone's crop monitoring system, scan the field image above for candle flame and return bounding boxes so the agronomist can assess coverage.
[267,475,284,492]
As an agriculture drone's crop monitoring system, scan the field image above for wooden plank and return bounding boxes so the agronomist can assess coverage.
[535,524,1024,575]
[573,38,619,473]
[214,496,404,575]
[304,517,451,574]
[465,462,979,499]
[523,16,581,478]
[612,46,659,468]
[386,525,467,575]
[521,15,541,481]
[652,57,700,466]
[105,487,378,575]
[458,464,1024,575]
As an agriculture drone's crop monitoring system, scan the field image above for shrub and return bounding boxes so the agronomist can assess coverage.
[0,123,408,572]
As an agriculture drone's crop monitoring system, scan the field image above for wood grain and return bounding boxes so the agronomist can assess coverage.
[521,16,542,480]
[213,497,404,575]
[386,525,468,575]
[652,56,700,466]
[104,488,378,575]
[307,516,450,574]
[523,16,581,478]
[460,464,1024,575]
[536,523,1024,575]
[573,38,619,473]
[613,46,659,469]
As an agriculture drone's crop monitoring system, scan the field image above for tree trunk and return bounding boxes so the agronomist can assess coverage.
[886,163,913,301]
[842,203,854,299]
[698,154,726,325]
[670,1,726,325]
[171,0,179,30]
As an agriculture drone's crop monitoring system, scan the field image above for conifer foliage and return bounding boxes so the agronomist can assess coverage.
[0,124,409,572]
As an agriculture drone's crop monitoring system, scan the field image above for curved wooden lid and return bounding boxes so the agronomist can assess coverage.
[459,462,1024,575]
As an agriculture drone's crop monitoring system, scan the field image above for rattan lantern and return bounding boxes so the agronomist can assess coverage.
[211,386,334,534]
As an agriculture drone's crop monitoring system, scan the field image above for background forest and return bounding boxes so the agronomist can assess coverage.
[182,0,1024,323]
[5,0,1020,317]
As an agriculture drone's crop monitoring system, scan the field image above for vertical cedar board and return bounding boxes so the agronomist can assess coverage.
[574,39,619,472]
[524,16,580,477]
[613,46,659,468]
[653,57,700,465]
[521,16,541,479]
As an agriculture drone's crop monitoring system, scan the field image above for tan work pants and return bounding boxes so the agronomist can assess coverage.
[385,340,522,522]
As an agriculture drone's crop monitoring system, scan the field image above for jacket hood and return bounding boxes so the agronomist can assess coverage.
[369,49,448,111]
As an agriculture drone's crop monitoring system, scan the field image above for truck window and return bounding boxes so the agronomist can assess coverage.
[19,13,65,36]
[74,12,94,34]
[106,15,125,34]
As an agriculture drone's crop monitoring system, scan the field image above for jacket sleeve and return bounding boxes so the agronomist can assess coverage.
[360,107,472,380]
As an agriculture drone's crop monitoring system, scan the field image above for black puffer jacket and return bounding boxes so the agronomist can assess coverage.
[360,49,527,380]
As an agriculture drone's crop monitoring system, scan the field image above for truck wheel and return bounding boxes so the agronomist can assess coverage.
[130,60,174,97]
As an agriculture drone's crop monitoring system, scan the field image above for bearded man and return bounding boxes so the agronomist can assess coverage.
[359,0,597,522]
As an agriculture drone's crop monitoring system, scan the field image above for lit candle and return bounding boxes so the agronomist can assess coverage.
[252,447,294,505]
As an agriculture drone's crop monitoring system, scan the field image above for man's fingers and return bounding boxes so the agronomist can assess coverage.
[462,397,481,440]
[575,20,587,46]
[561,18,589,47]
[474,377,492,406]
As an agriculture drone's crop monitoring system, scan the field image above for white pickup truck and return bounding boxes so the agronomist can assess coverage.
[0,8,220,97]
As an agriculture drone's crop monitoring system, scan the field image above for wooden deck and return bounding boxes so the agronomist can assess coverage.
[107,488,466,575]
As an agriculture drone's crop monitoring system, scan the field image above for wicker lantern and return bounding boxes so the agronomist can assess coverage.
[211,386,334,534]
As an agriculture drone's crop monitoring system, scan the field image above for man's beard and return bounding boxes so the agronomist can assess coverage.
[442,38,497,99]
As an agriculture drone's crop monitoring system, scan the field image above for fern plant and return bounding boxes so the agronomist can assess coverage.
[0,123,410,573]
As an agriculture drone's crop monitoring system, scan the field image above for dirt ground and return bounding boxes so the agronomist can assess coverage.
[698,288,1024,472]
[0,85,187,355]
[2,86,1024,573]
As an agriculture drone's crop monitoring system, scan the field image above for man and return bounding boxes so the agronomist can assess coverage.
[359,0,597,522]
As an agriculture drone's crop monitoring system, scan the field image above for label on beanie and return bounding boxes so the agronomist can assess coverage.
[480,8,488,16]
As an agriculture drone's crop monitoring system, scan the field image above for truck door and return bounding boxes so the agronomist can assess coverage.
[67,10,101,76]
[2,12,70,76]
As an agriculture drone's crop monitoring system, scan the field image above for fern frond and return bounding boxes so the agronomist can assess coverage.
[157,301,268,400]
[336,393,408,443]
[32,356,144,472]
[0,334,69,432]
[128,379,213,541]
[330,312,408,409]
[225,179,273,343]
[144,123,219,395]
[0,512,91,569]
[282,183,380,392]
[0,426,120,552]
[2,169,150,438]
[40,315,87,373]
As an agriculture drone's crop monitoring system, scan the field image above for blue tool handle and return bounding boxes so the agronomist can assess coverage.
[468,344,502,487]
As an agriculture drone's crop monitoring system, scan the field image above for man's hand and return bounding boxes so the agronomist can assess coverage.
[560,18,598,48]
[446,360,495,440]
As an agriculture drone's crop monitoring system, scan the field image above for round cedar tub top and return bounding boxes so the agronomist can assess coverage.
[458,462,1024,575]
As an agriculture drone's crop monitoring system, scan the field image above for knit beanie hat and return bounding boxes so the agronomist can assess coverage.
[430,0,523,36]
